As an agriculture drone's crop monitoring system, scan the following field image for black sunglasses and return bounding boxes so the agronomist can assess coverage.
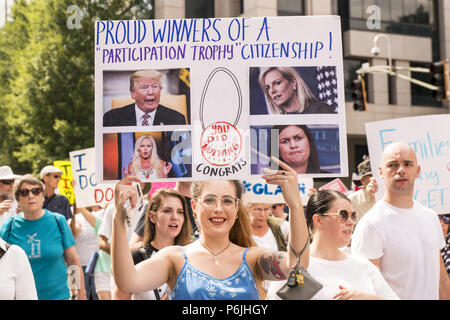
[18,187,43,197]
[0,180,14,185]
[322,209,357,223]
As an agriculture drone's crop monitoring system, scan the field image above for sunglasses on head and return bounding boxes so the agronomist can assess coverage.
[18,187,43,197]
[322,209,357,223]
[0,180,14,185]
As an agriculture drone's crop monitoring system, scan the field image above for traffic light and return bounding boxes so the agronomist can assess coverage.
[351,75,367,111]
[429,60,448,101]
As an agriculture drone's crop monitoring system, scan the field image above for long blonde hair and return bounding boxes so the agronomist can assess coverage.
[258,67,316,114]
[190,180,266,299]
[130,134,163,178]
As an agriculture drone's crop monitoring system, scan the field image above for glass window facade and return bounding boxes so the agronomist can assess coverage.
[277,0,305,16]
[185,0,214,18]
[341,0,436,38]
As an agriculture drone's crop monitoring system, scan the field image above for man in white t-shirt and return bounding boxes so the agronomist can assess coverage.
[351,142,450,300]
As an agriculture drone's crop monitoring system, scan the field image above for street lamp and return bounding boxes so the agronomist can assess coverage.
[371,34,393,75]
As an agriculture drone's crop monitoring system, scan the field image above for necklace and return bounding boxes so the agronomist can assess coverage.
[199,240,231,266]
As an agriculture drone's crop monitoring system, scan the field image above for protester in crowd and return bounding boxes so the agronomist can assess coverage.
[0,174,86,300]
[267,190,399,300]
[438,213,450,276]
[99,182,149,300]
[247,202,288,252]
[258,67,335,115]
[40,165,72,220]
[111,158,309,300]
[130,181,198,250]
[0,236,37,300]
[352,142,450,300]
[271,203,288,220]
[103,69,186,127]
[117,188,192,300]
[0,166,20,227]
[274,125,322,174]
[94,204,113,300]
[69,205,103,300]
[348,156,378,221]
[123,134,172,179]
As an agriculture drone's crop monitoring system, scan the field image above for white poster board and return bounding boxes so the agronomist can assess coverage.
[242,178,314,205]
[70,147,116,208]
[95,16,348,183]
[365,114,450,214]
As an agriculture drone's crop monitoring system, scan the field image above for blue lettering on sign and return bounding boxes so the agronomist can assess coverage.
[242,181,307,196]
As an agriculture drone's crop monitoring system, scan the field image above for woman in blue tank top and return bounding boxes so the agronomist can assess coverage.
[110,158,310,300]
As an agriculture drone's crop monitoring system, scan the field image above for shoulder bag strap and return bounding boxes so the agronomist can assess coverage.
[288,232,310,270]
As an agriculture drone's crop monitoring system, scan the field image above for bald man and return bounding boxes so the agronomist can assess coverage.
[351,142,450,300]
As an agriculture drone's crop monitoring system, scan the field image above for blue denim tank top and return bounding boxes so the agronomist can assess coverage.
[169,245,260,300]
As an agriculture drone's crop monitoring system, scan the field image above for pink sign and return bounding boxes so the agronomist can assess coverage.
[319,178,349,194]
[149,182,177,196]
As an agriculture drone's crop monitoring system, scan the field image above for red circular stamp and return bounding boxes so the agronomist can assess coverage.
[200,121,242,167]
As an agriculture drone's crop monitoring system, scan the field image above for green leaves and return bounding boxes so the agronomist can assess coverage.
[0,0,154,175]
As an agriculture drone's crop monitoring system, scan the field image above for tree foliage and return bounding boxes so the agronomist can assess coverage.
[0,0,154,175]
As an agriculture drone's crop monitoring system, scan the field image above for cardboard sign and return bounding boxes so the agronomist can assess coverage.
[95,16,348,183]
[53,160,75,205]
[242,178,313,205]
[69,148,116,208]
[365,114,450,213]
[319,178,349,194]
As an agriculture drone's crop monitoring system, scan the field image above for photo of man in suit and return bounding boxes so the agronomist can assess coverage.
[103,69,187,127]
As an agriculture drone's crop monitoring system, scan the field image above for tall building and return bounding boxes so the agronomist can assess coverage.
[153,0,450,186]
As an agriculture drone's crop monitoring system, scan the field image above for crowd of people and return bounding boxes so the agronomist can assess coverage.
[0,142,449,300]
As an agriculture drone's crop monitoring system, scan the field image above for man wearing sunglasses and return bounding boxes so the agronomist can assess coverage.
[352,142,450,300]
[0,166,20,227]
[40,166,72,221]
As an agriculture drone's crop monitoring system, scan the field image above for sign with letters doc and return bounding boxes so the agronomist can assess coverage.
[95,16,348,183]
[70,147,116,208]
[365,114,450,213]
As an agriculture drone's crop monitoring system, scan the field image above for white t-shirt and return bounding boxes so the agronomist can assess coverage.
[0,200,18,229]
[266,253,399,300]
[0,237,38,300]
[73,213,102,266]
[132,249,168,300]
[351,200,445,300]
[99,201,147,242]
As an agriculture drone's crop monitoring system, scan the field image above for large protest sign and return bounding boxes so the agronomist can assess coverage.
[95,16,348,183]
[53,160,75,205]
[69,148,116,208]
[242,178,313,205]
[365,114,450,214]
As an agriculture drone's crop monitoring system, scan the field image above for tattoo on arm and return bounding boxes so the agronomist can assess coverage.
[259,252,287,280]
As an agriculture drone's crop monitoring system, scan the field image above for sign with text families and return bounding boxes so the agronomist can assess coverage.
[365,114,450,214]
[69,147,116,208]
[95,16,348,183]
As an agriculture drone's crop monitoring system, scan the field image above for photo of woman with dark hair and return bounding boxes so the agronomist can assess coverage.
[274,125,321,174]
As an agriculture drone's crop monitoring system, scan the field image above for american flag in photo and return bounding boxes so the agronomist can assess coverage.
[316,66,338,112]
